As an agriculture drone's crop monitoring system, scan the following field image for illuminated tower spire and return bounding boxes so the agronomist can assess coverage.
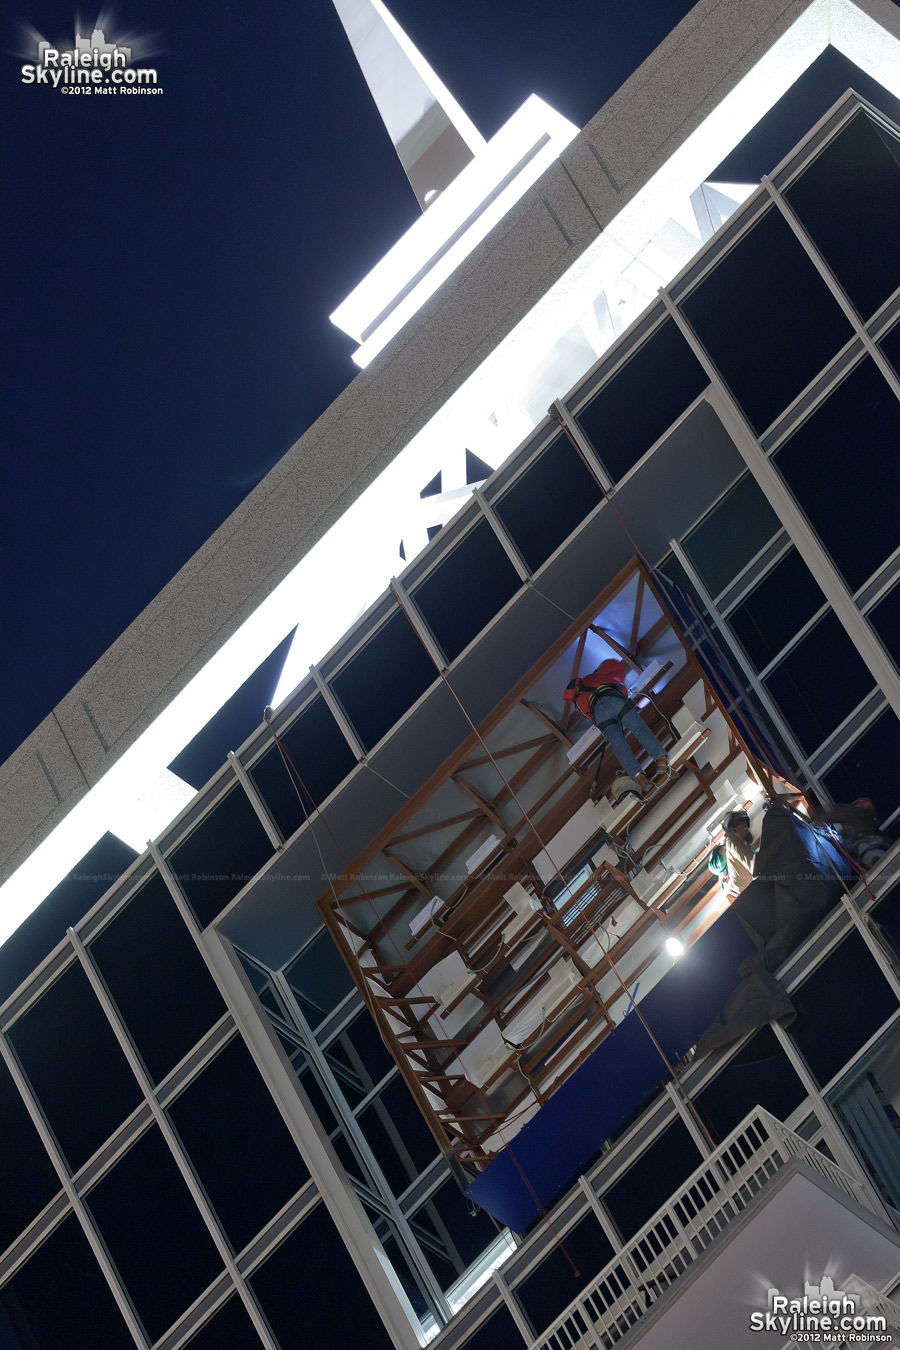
[332,0,485,208]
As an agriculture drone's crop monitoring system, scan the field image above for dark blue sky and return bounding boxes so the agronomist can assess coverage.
[2,0,708,766]
[3,1,898,769]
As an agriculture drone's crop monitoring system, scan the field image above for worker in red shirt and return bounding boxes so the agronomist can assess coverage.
[564,658,668,792]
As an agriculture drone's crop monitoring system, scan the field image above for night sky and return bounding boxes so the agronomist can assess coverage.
[0,0,710,767]
[3,1,899,771]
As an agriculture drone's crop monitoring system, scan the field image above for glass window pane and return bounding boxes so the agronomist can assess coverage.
[764,610,876,754]
[171,788,274,927]
[8,962,142,1170]
[693,1025,806,1138]
[871,581,900,669]
[86,1125,223,1343]
[331,610,437,751]
[0,1214,133,1349]
[413,519,521,663]
[728,548,825,670]
[372,1073,440,1177]
[785,112,900,320]
[414,1175,500,1276]
[790,933,899,1086]
[494,435,603,573]
[880,319,900,379]
[250,1205,394,1350]
[169,1035,309,1253]
[182,1292,264,1349]
[682,473,780,596]
[823,709,900,823]
[169,630,295,791]
[515,1211,614,1334]
[338,1007,397,1085]
[873,882,900,956]
[0,833,137,1007]
[603,1120,702,1240]
[250,697,357,841]
[285,928,355,1025]
[830,1021,900,1210]
[774,359,900,591]
[90,873,226,1083]
[682,206,853,433]
[0,1055,61,1253]
[457,1305,522,1350]
[576,319,708,481]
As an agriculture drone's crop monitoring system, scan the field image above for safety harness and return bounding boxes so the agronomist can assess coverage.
[567,678,631,731]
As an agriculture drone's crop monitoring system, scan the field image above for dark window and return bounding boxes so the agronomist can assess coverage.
[881,320,900,379]
[90,873,226,1084]
[250,697,357,841]
[358,1074,438,1195]
[377,1230,430,1318]
[0,833,137,1007]
[0,1214,133,1349]
[338,1008,397,1087]
[728,548,826,671]
[823,709,900,821]
[576,320,708,481]
[171,787,274,927]
[494,435,603,573]
[682,206,853,433]
[331,610,437,751]
[86,1125,223,1343]
[412,519,521,663]
[515,1212,614,1334]
[773,359,900,591]
[682,473,781,596]
[285,928,355,1025]
[0,1055,61,1253]
[168,1035,309,1253]
[657,551,710,618]
[8,962,142,1170]
[325,1038,367,1106]
[182,1292,264,1349]
[790,932,899,1086]
[413,1175,500,1277]
[603,1120,702,1241]
[874,883,900,956]
[871,581,900,668]
[250,1204,394,1350]
[693,1025,806,1139]
[457,1305,522,1350]
[785,112,900,321]
[169,629,296,791]
[764,610,876,754]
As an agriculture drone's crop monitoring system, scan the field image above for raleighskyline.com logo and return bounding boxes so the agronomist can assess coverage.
[750,1276,893,1341]
[20,23,161,93]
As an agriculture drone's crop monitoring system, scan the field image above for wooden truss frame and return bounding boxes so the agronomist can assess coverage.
[316,558,777,1171]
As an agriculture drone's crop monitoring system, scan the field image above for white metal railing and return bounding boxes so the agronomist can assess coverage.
[533,1107,871,1350]
[816,1272,900,1349]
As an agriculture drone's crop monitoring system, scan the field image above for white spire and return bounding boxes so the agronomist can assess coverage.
[332,0,485,208]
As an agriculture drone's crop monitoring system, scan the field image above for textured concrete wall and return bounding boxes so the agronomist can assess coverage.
[2,0,863,886]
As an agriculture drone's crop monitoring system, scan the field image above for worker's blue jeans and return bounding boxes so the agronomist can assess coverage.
[590,694,665,780]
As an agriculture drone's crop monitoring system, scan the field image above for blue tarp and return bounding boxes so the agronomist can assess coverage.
[465,906,756,1231]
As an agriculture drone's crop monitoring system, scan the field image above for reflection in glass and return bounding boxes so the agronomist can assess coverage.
[682,206,853,433]
[831,1021,900,1210]
[8,962,142,1171]
[774,359,900,592]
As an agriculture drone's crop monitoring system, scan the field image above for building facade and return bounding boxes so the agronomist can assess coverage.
[3,3,900,1348]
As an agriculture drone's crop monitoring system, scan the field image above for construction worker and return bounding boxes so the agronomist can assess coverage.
[721,809,756,896]
[564,657,668,793]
